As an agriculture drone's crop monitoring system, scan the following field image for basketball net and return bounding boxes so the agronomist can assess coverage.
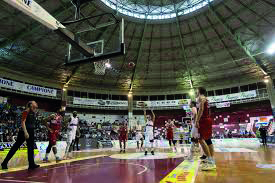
[94,59,110,75]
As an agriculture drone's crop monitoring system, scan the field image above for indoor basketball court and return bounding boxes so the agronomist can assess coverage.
[0,0,275,183]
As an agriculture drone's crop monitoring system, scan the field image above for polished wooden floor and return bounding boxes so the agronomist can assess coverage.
[0,145,274,183]
[196,145,275,183]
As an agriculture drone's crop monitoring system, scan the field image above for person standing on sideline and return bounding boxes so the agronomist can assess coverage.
[1,101,40,170]
[259,125,267,146]
[64,111,79,159]
[195,87,216,170]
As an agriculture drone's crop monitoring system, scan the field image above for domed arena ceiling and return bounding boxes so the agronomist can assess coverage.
[100,0,214,20]
[0,0,274,94]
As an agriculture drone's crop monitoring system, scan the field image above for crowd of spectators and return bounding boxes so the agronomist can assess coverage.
[1,101,274,145]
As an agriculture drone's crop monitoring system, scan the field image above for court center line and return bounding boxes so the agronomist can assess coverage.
[48,162,148,175]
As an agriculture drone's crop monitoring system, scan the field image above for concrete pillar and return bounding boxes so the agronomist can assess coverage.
[128,92,133,130]
[61,89,67,111]
[266,78,275,117]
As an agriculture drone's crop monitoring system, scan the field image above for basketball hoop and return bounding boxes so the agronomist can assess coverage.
[94,59,110,75]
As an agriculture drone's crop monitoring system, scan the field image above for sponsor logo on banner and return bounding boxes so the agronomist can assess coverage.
[216,102,230,108]
[73,97,128,106]
[0,78,57,97]
[136,99,190,107]
[208,90,256,103]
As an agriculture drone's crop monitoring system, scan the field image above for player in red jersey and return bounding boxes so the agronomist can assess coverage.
[166,119,176,151]
[195,87,216,170]
[43,109,64,163]
[119,121,128,153]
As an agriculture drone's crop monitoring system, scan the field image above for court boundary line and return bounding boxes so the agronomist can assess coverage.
[0,179,45,183]
[0,155,106,174]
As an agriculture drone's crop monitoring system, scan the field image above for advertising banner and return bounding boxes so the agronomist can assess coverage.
[36,141,67,159]
[73,97,128,106]
[208,90,257,103]
[0,78,57,97]
[136,99,191,108]
[216,102,230,108]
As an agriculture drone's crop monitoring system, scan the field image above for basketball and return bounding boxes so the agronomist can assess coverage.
[128,62,135,69]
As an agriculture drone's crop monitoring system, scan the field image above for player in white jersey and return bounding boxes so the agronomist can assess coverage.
[144,109,155,155]
[135,121,144,151]
[64,111,79,159]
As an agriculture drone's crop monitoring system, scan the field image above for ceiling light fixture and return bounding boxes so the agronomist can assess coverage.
[105,63,111,68]
[266,43,275,55]
[189,89,195,96]
[128,91,132,97]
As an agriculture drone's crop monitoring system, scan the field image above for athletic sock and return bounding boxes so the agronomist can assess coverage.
[45,153,49,159]
[208,157,215,164]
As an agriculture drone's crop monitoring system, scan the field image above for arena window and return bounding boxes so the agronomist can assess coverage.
[158,95,165,100]
[140,96,148,101]
[240,85,249,92]
[223,88,230,95]
[120,95,127,101]
[248,83,257,90]
[74,91,80,97]
[112,95,119,100]
[231,87,239,93]
[175,94,182,99]
[215,89,223,95]
[167,95,174,100]
[67,90,74,96]
[257,82,267,89]
[207,90,214,96]
[133,95,140,101]
[88,93,96,99]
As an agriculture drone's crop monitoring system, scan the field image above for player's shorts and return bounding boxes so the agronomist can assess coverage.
[48,132,59,145]
[145,132,154,142]
[67,127,77,143]
[198,117,212,140]
[119,133,127,141]
[167,131,174,140]
[136,132,143,141]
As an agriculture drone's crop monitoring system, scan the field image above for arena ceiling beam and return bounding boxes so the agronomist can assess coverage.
[221,1,265,42]
[205,15,243,72]
[186,19,207,77]
[129,18,148,92]
[207,1,269,77]
[173,2,193,89]
[235,0,274,28]
[0,0,73,49]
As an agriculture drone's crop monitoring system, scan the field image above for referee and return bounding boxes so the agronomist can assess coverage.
[1,101,40,170]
